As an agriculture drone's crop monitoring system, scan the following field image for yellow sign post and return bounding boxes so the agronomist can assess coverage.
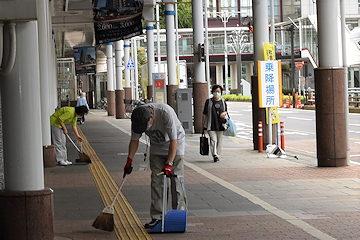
[263,43,276,61]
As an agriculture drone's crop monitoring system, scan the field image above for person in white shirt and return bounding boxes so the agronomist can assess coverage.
[76,92,90,124]
[123,103,187,229]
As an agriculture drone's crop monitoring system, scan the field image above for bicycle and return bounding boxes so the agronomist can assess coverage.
[96,98,107,110]
[124,99,144,118]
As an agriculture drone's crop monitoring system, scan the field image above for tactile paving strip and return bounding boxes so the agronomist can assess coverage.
[77,127,151,240]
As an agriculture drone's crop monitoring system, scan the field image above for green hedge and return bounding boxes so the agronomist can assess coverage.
[222,94,252,102]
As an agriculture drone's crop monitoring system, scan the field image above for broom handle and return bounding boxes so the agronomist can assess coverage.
[66,134,81,153]
[111,175,128,206]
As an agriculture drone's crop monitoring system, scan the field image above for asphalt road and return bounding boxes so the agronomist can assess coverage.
[227,101,360,163]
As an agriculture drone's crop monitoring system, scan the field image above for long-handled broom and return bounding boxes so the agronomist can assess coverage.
[92,175,128,231]
[66,134,91,163]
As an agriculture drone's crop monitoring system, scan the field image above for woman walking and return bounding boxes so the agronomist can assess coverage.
[202,84,228,162]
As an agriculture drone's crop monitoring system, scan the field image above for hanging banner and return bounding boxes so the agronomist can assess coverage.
[263,43,276,61]
[93,0,144,44]
[73,46,96,75]
[258,60,282,108]
[266,107,280,124]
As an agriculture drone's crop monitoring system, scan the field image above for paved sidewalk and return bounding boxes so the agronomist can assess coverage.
[47,109,360,240]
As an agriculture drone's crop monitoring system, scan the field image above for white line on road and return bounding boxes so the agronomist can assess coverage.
[350,161,360,166]
[349,123,360,127]
[287,116,313,121]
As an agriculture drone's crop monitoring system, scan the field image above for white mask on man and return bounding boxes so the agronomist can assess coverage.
[213,92,221,99]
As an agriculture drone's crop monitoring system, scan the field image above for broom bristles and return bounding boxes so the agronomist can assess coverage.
[79,153,91,163]
[92,212,114,232]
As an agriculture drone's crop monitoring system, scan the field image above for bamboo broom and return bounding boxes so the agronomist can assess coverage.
[92,175,128,231]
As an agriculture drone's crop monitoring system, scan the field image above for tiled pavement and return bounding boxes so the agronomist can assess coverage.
[46,109,360,240]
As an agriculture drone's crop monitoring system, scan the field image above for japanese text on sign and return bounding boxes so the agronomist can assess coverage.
[258,60,282,108]
[263,43,276,61]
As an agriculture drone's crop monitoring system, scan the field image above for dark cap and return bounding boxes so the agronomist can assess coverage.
[131,106,151,134]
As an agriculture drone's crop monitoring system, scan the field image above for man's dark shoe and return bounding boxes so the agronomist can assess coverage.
[213,156,219,162]
[144,219,161,229]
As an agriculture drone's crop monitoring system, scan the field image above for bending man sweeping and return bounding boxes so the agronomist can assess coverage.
[123,103,188,229]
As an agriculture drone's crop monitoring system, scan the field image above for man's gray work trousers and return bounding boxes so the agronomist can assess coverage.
[149,154,187,220]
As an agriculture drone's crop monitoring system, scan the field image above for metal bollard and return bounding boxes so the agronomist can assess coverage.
[280,121,285,151]
[258,121,263,153]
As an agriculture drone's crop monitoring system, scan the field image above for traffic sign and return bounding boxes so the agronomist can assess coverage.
[295,62,304,70]
[258,60,282,108]
[126,57,135,70]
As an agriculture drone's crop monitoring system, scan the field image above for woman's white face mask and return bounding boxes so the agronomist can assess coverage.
[213,92,221,99]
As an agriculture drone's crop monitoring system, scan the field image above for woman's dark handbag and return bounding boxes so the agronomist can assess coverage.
[200,129,209,155]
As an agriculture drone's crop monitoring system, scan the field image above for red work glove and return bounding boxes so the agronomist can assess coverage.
[123,157,133,178]
[162,163,173,178]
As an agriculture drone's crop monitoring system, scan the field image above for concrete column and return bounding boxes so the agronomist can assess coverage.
[130,42,134,99]
[252,0,269,73]
[49,34,57,110]
[124,40,132,100]
[135,38,140,100]
[1,22,44,190]
[106,43,115,116]
[113,54,116,90]
[164,0,178,108]
[192,0,205,83]
[315,0,346,167]
[252,0,269,150]
[230,63,237,90]
[246,62,253,83]
[193,82,209,133]
[115,40,125,119]
[147,22,155,101]
[0,21,54,238]
[38,0,56,167]
[192,0,207,132]
[317,0,340,67]
[216,64,223,86]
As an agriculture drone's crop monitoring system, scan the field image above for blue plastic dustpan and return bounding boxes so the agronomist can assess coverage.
[149,210,187,233]
[149,175,187,233]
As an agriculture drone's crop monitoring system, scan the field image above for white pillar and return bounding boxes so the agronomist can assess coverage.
[270,0,275,43]
[133,38,139,100]
[204,0,211,95]
[106,43,114,91]
[1,21,44,191]
[216,64,223,86]
[192,0,205,83]
[156,3,161,73]
[164,0,177,86]
[252,0,271,145]
[49,29,58,110]
[224,19,229,94]
[246,62,253,83]
[253,0,269,74]
[230,63,237,90]
[131,40,135,98]
[317,0,340,67]
[147,22,155,88]
[115,40,124,90]
[113,54,116,90]
[38,0,51,146]
[124,40,131,89]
